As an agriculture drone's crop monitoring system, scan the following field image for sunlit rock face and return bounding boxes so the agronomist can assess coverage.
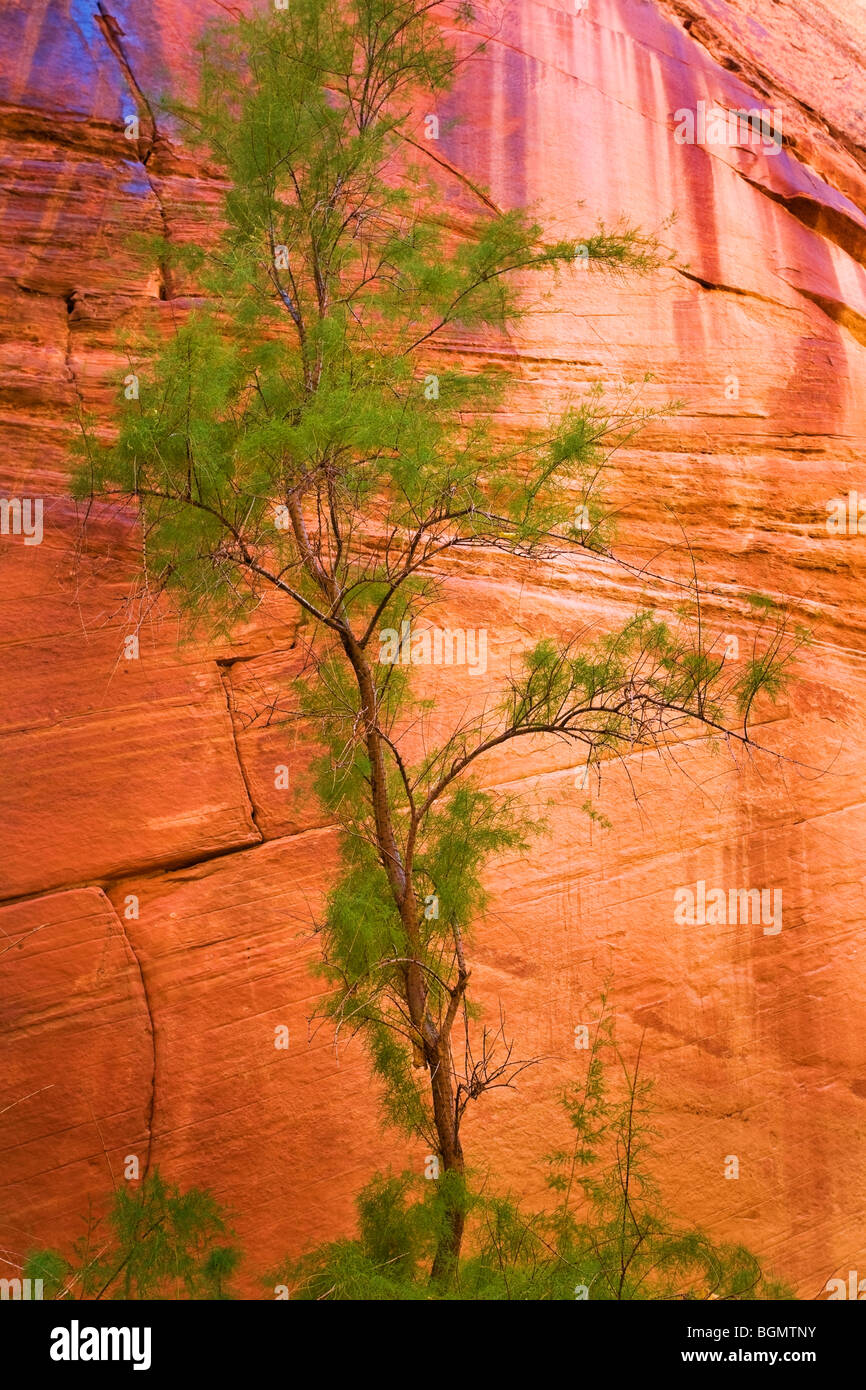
[2,0,866,1296]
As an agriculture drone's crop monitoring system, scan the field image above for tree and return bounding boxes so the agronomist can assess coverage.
[25,1170,240,1300]
[279,997,792,1299]
[73,0,804,1284]
[542,997,791,1300]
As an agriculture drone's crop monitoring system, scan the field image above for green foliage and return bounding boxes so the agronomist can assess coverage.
[277,1004,792,1301]
[313,778,536,1146]
[72,0,809,1285]
[25,1170,241,1300]
[75,3,671,638]
[540,1003,788,1301]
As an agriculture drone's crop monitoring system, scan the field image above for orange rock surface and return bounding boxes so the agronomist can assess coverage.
[2,0,866,1297]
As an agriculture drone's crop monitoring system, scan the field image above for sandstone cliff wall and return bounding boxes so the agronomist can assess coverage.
[2,0,866,1295]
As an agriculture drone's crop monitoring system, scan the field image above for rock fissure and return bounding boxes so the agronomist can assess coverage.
[94,3,173,300]
[217,663,266,841]
[104,894,157,1179]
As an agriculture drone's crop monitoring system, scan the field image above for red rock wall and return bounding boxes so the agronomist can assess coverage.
[2,0,866,1297]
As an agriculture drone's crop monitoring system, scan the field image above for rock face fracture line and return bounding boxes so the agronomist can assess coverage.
[401,133,503,214]
[732,167,866,272]
[675,265,808,315]
[104,893,157,1180]
[95,3,157,157]
[94,2,173,299]
[217,663,266,840]
[657,0,866,179]
[0,834,265,912]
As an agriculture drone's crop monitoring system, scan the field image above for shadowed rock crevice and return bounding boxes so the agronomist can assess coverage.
[217,663,267,841]
[786,285,866,348]
[733,171,866,272]
[674,265,804,314]
[657,0,866,182]
[94,2,173,301]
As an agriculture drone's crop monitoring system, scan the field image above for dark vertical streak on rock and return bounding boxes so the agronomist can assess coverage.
[218,663,266,841]
[104,893,157,1180]
[94,3,173,300]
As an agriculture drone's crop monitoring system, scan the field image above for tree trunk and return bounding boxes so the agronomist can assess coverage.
[291,554,469,1285]
[427,1031,465,1284]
